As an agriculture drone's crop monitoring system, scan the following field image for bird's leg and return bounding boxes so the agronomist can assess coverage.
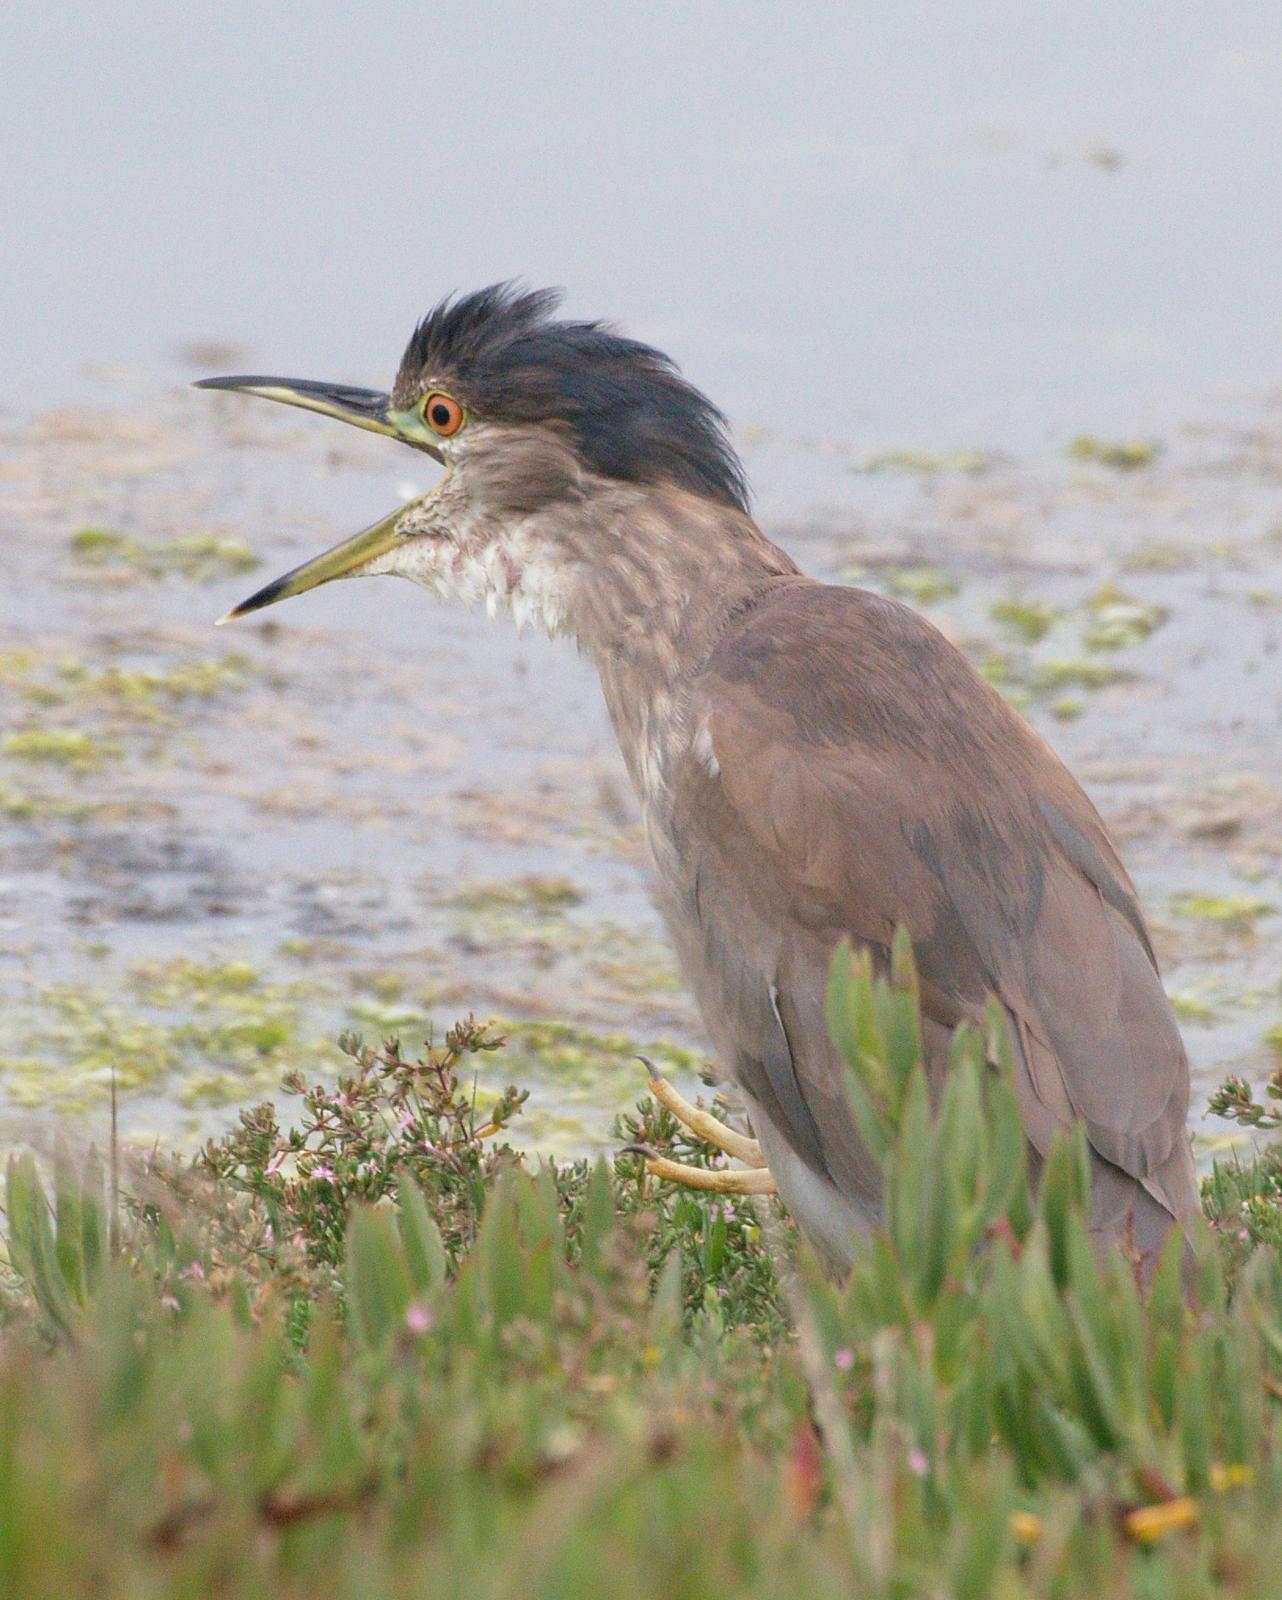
[643,1062,767,1165]
[638,1150,778,1196]
[627,1059,778,1197]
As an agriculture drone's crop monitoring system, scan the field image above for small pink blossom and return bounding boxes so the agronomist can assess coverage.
[405,1302,433,1335]
[310,1164,335,1181]
[179,1261,205,1282]
[833,1347,855,1372]
[907,1448,929,1479]
[160,1294,180,1312]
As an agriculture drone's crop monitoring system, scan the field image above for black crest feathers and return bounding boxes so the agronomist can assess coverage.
[393,284,749,512]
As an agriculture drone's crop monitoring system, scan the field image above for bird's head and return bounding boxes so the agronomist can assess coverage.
[201,284,748,631]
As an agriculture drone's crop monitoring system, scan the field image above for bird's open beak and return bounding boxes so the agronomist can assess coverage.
[212,501,422,624]
[196,374,445,624]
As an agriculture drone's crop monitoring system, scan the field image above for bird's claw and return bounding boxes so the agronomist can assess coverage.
[626,1062,778,1197]
[634,1057,769,1167]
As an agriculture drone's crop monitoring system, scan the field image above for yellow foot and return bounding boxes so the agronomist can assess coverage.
[627,1058,778,1197]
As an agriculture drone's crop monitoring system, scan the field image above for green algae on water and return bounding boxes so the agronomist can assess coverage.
[1171,893,1273,930]
[0,650,38,684]
[453,876,583,913]
[1066,436,1159,470]
[1122,542,1191,573]
[68,527,260,581]
[990,597,1058,643]
[502,1018,701,1086]
[69,526,141,564]
[159,535,260,579]
[0,786,38,818]
[855,448,990,475]
[129,957,264,1005]
[1031,659,1118,692]
[1,727,120,770]
[0,960,341,1115]
[884,568,960,606]
[1082,584,1166,651]
[1168,990,1217,1023]
[20,655,255,720]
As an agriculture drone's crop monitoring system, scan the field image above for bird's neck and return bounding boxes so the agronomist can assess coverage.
[563,486,799,806]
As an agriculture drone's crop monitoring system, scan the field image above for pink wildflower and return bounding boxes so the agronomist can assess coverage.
[833,1347,855,1372]
[405,1302,433,1335]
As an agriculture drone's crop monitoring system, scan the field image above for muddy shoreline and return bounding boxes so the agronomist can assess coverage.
[2,382,1280,1162]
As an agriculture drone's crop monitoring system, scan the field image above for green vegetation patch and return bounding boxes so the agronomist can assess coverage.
[990,596,1058,642]
[970,651,1116,727]
[1123,541,1192,572]
[348,994,434,1036]
[1030,657,1119,692]
[0,783,90,822]
[129,956,266,1005]
[68,526,260,581]
[161,535,261,578]
[0,727,120,770]
[443,886,683,1020]
[0,653,253,782]
[5,955,1282,1594]
[1168,989,1217,1023]
[0,785,37,819]
[82,654,252,707]
[1171,892,1272,930]
[17,654,255,720]
[855,447,990,474]
[0,650,38,685]
[883,567,960,606]
[503,1018,701,1087]
[1066,435,1159,470]
[0,993,181,1109]
[1082,583,1167,651]
[452,874,583,913]
[68,526,138,563]
[0,959,337,1113]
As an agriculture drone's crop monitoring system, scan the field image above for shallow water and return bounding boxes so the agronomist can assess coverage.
[1,385,1280,1161]
[1,2,1280,1160]
[3,4,1281,444]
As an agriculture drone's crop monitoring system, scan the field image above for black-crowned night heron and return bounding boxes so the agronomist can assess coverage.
[199,285,1197,1272]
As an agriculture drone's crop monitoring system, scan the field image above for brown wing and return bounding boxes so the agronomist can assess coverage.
[689,580,1195,1232]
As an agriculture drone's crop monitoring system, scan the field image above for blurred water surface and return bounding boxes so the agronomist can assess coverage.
[2,2,1280,441]
[1,4,1281,1156]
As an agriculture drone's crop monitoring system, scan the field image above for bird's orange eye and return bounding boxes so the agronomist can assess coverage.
[422,391,464,437]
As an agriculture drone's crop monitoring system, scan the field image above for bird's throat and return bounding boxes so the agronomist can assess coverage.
[362,524,571,637]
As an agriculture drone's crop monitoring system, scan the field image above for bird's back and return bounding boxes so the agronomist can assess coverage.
[659,577,1196,1269]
